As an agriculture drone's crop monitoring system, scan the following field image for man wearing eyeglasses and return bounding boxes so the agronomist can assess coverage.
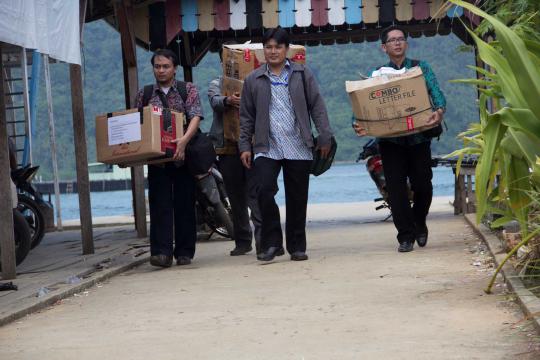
[354,25,446,253]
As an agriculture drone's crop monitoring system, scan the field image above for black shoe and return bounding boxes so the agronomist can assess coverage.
[416,232,428,247]
[176,256,192,266]
[150,255,172,268]
[290,252,308,261]
[257,247,285,261]
[230,245,253,256]
[398,241,414,253]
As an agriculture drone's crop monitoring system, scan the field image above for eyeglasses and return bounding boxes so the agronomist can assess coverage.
[385,37,407,45]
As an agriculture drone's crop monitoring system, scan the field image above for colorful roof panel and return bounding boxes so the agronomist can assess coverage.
[140,0,472,33]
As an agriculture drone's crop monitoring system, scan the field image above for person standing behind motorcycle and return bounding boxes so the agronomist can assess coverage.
[208,70,263,256]
[354,25,446,253]
[134,49,204,267]
[239,28,333,262]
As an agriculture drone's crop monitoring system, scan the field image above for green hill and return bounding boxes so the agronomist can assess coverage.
[32,20,477,180]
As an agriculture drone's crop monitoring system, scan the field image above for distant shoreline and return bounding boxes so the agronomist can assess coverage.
[61,196,455,227]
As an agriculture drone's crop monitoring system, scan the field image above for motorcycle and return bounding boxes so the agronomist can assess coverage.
[195,165,234,240]
[357,138,388,211]
[11,165,54,249]
[0,179,31,269]
[356,139,413,217]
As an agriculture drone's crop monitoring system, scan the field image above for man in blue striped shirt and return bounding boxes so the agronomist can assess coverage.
[239,28,333,262]
[355,25,447,253]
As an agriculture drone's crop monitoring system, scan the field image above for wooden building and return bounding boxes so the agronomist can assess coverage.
[1,0,481,278]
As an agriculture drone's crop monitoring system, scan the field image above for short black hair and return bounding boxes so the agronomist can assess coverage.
[262,27,290,47]
[381,25,407,44]
[151,49,179,67]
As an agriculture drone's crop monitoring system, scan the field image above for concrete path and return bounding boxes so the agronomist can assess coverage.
[1,199,539,359]
[0,225,149,326]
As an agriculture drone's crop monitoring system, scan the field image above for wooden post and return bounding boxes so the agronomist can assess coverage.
[466,173,474,213]
[0,46,17,279]
[70,0,94,254]
[454,172,462,215]
[191,38,214,66]
[20,48,32,165]
[459,174,467,215]
[43,54,63,230]
[181,32,194,82]
[183,65,193,82]
[115,0,147,238]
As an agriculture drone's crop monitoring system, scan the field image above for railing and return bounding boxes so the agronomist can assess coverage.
[433,155,478,215]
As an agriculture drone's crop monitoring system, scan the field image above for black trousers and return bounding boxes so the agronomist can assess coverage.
[148,164,197,258]
[379,141,433,244]
[253,157,311,254]
[218,154,262,251]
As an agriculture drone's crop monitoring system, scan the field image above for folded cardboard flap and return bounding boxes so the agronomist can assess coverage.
[345,67,423,94]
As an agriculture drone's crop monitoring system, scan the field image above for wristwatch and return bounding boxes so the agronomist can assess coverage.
[223,96,228,106]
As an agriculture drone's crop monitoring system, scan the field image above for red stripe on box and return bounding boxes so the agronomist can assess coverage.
[406,116,414,131]
[160,113,177,153]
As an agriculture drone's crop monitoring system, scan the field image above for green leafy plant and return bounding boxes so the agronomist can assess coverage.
[446,0,540,293]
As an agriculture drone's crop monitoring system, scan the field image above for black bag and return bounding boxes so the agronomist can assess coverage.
[300,70,337,176]
[142,81,216,175]
[185,130,216,175]
[311,136,338,176]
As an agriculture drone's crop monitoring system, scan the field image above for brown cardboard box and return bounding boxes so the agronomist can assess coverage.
[221,76,244,141]
[222,43,306,80]
[346,67,436,137]
[96,105,184,165]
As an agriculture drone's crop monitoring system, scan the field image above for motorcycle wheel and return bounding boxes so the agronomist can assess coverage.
[17,194,45,249]
[0,210,32,270]
[13,210,31,265]
[213,202,235,240]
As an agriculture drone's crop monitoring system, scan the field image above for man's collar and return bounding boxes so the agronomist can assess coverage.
[265,59,291,76]
[255,60,295,78]
[154,80,178,92]
[387,58,410,70]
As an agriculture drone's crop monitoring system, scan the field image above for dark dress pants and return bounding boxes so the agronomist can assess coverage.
[254,157,311,254]
[218,154,262,251]
[148,163,197,258]
[379,141,433,244]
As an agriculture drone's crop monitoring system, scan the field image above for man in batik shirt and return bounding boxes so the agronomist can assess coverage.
[134,49,204,267]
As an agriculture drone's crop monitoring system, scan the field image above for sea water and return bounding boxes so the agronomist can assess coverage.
[57,163,455,220]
